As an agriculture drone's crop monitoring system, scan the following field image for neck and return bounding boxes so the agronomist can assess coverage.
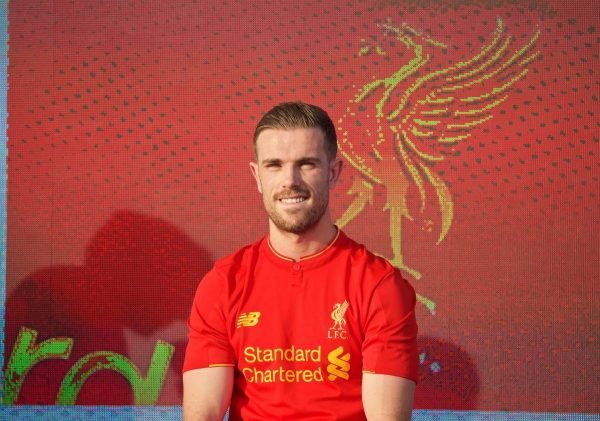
[268,212,337,261]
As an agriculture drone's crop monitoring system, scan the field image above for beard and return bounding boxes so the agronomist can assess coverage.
[264,188,329,234]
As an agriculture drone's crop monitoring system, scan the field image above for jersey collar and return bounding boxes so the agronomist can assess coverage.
[263,228,343,267]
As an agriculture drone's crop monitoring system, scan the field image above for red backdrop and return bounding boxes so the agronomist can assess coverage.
[4,0,599,412]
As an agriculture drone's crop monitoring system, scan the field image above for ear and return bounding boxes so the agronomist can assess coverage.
[328,158,343,189]
[249,161,263,194]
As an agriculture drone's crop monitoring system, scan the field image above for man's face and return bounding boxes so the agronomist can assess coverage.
[250,127,341,234]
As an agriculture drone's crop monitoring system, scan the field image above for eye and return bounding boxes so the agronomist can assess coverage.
[299,161,316,169]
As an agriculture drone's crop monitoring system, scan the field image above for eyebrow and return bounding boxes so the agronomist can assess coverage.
[261,158,282,166]
[260,156,322,166]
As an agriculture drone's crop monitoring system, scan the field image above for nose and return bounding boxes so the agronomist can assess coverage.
[281,164,301,189]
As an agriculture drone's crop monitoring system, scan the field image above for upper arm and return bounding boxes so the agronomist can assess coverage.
[183,269,235,420]
[362,373,415,421]
[361,270,419,382]
[183,367,233,421]
[183,269,235,372]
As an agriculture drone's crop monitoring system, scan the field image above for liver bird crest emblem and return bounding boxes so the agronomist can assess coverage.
[336,18,539,312]
[330,300,350,330]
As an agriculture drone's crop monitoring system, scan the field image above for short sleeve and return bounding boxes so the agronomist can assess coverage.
[183,269,235,372]
[361,270,419,383]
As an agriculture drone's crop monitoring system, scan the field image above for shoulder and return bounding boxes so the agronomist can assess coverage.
[338,232,396,280]
[214,237,263,270]
[200,237,264,289]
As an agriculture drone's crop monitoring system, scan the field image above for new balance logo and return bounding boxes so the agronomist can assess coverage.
[237,312,261,328]
[327,346,350,381]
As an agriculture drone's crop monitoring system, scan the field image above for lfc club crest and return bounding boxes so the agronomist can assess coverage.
[328,300,349,340]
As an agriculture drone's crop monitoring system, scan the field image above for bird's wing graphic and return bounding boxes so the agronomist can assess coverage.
[381,18,539,240]
[339,300,349,319]
[389,18,539,158]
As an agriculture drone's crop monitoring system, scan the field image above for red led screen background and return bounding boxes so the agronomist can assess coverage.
[3,0,599,412]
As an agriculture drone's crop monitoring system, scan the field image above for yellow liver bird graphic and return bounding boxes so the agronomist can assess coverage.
[336,18,539,312]
[330,300,350,330]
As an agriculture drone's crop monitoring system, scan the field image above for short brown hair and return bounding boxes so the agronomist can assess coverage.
[253,102,337,161]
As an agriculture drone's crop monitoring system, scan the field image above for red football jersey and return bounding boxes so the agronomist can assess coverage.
[184,230,418,420]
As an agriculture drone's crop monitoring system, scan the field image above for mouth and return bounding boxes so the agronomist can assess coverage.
[278,196,308,204]
[276,192,309,204]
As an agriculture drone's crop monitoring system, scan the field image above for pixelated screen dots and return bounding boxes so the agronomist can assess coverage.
[444,11,598,230]
[4,0,599,411]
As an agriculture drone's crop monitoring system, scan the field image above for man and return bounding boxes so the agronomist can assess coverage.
[183,102,418,420]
